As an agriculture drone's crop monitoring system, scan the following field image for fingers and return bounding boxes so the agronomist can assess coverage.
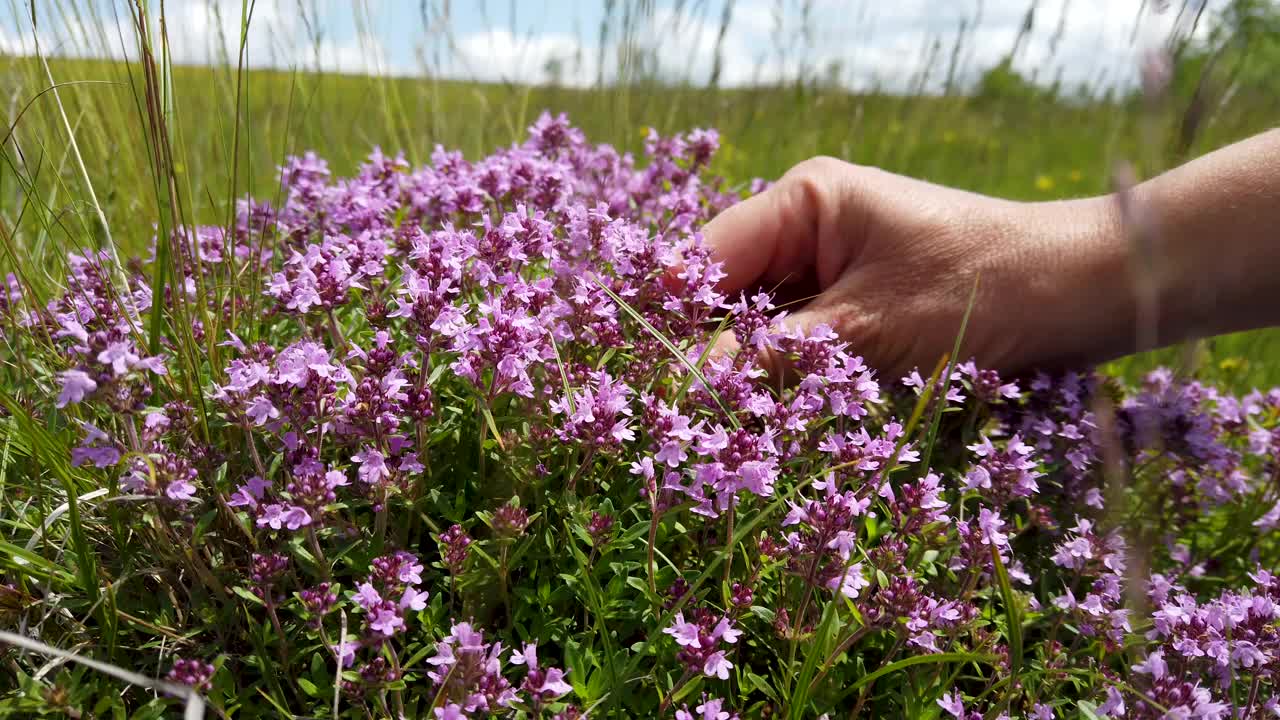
[699,156,881,385]
[698,186,801,293]
[701,157,853,293]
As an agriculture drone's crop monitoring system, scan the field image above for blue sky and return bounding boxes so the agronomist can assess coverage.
[1,1,1221,92]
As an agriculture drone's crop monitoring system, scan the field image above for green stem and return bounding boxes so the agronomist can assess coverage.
[722,504,735,590]
[500,544,512,628]
[307,526,331,581]
[648,506,660,595]
[804,626,870,699]
[264,596,290,667]
[388,645,406,718]
[658,669,695,715]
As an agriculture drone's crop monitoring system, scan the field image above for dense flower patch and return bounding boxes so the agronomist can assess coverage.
[1,113,1277,718]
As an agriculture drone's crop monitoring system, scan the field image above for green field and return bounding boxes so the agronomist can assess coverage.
[5,7,1280,716]
[3,52,1279,388]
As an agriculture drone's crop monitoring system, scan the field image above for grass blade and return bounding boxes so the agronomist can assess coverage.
[0,538,77,584]
[991,544,1024,684]
[919,274,980,471]
[594,277,742,430]
[788,599,842,718]
[849,651,995,693]
[0,393,98,609]
[33,45,127,290]
[0,630,206,719]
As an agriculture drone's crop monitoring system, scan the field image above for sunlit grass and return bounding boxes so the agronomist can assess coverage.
[5,52,1279,388]
[1,7,1278,379]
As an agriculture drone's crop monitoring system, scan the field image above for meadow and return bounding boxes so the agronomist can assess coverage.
[5,51,1280,390]
[2,3,1280,718]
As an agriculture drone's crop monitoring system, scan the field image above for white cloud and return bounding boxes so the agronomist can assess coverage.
[4,0,404,76]
[446,5,786,88]
[314,34,400,75]
[437,0,1185,92]
[0,25,37,56]
[448,28,591,85]
[3,4,134,61]
[622,6,766,85]
[164,0,401,74]
[707,0,1227,92]
[0,0,1233,93]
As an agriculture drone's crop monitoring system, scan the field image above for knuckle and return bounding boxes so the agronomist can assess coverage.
[788,155,844,179]
[782,165,833,214]
[778,159,846,249]
[780,155,865,225]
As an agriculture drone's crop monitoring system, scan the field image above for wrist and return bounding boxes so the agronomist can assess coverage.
[1130,142,1280,348]
[996,194,1134,372]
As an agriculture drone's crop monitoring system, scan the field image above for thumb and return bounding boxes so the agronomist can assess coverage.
[701,157,855,294]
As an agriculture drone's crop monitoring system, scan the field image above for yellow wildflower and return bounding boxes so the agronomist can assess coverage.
[1218,357,1248,373]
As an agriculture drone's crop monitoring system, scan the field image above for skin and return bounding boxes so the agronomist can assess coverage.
[702,128,1280,381]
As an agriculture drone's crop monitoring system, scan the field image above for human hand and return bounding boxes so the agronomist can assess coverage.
[702,156,1129,381]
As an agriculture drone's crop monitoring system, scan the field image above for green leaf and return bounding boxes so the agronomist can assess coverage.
[404,643,436,670]
[190,509,218,546]
[850,652,995,692]
[876,569,890,589]
[479,405,506,451]
[625,575,659,604]
[746,672,781,704]
[671,674,704,704]
[565,641,593,701]
[0,539,76,584]
[232,586,264,607]
[470,544,499,568]
[790,600,843,718]
[254,686,294,716]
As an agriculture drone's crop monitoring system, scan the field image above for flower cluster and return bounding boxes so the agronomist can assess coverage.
[664,610,743,679]
[425,621,516,714]
[351,551,428,642]
[166,658,215,691]
[4,114,1277,718]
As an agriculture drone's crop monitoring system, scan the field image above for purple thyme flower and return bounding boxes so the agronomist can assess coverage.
[664,610,742,679]
[167,657,215,691]
[510,642,573,701]
[56,369,97,407]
